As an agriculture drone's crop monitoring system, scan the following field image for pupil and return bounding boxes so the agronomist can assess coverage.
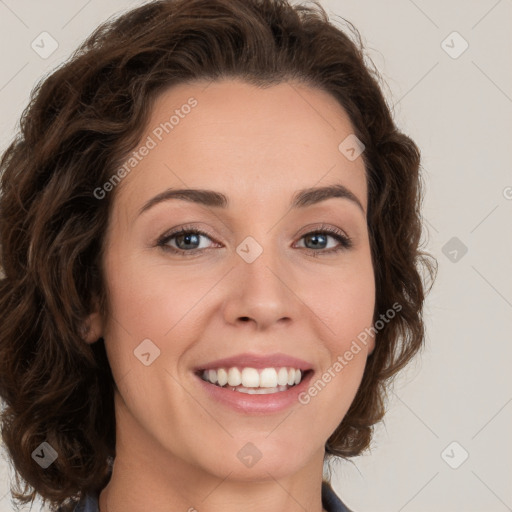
[179,233,198,249]
[306,233,326,248]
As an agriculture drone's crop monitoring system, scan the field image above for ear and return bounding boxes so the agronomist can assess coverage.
[80,297,104,344]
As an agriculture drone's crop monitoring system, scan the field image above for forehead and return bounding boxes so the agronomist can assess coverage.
[113,78,367,221]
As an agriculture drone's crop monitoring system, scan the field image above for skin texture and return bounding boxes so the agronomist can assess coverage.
[85,79,376,512]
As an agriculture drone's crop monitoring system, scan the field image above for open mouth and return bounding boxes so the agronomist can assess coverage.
[194,368,314,395]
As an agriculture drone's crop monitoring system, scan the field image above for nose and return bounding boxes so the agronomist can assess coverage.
[222,243,298,331]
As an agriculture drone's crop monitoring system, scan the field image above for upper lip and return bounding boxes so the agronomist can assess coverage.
[193,352,314,372]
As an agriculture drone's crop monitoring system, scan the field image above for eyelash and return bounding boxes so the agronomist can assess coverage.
[156,224,353,258]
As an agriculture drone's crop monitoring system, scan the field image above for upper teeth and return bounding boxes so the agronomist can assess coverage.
[201,367,304,388]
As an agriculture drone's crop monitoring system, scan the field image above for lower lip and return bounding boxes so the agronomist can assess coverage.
[194,370,315,414]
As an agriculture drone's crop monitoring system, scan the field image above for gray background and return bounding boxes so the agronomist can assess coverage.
[0,1,511,511]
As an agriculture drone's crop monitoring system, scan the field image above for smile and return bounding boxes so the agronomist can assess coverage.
[194,367,315,414]
[198,366,305,392]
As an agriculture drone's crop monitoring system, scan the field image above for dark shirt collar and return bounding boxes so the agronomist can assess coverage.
[73,480,352,512]
[322,480,353,512]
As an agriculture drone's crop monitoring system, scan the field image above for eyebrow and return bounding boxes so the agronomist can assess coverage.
[137,183,365,217]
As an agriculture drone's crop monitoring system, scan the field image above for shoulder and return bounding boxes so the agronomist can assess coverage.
[322,480,355,512]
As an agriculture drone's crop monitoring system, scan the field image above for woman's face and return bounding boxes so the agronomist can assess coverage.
[88,79,375,485]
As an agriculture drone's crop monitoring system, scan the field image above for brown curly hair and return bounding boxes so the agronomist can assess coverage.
[0,0,437,510]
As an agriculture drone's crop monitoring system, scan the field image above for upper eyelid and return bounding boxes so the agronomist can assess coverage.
[160,223,349,238]
[158,224,351,247]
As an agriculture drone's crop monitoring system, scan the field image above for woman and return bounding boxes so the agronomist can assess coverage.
[0,1,437,511]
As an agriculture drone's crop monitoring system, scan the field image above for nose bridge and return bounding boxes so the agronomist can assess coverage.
[239,232,289,293]
[225,230,297,328]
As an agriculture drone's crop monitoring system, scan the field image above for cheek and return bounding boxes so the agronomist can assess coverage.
[100,250,216,380]
[100,252,173,377]
[103,250,193,335]
[102,241,375,370]
[299,254,375,413]
[303,256,376,345]
[297,265,375,432]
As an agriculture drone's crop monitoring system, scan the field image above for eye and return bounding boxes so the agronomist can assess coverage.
[156,223,353,257]
[156,226,218,255]
[294,224,353,257]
